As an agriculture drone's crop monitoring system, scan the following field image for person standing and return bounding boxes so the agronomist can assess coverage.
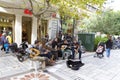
[105,36,113,58]
[6,32,12,45]
[0,33,6,51]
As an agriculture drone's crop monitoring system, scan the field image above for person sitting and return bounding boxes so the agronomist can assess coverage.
[33,40,55,65]
[45,39,58,61]
[26,46,48,72]
[71,39,82,60]
[61,39,72,59]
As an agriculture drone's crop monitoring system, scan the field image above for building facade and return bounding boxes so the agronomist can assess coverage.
[0,7,61,45]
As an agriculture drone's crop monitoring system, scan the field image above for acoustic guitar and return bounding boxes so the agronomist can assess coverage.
[29,48,40,58]
[61,45,68,50]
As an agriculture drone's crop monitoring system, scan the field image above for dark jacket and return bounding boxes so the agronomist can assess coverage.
[105,39,113,49]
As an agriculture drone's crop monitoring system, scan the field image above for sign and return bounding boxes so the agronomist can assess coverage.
[51,20,58,39]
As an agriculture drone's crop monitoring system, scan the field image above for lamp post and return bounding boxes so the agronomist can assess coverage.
[72,18,75,39]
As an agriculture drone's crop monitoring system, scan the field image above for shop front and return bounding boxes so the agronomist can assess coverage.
[0,12,14,42]
[0,7,61,45]
[0,8,37,45]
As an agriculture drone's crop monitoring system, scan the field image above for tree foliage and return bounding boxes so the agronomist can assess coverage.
[0,0,105,19]
[50,0,105,19]
[85,11,120,35]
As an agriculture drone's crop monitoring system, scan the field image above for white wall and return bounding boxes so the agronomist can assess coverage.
[0,7,61,44]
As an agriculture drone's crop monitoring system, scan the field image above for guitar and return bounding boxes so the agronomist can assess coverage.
[61,45,68,50]
[29,48,41,58]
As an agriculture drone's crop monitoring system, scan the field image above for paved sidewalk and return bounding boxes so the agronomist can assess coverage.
[0,51,58,80]
[0,49,120,80]
[0,55,30,78]
[47,49,120,80]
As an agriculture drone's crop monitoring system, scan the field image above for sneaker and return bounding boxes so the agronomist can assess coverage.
[43,69,48,72]
[6,52,9,54]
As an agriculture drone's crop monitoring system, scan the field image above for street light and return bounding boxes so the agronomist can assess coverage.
[72,18,76,40]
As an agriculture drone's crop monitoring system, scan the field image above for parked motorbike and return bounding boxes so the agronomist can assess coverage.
[10,41,29,62]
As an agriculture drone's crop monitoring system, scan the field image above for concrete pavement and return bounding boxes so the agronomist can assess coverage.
[0,51,58,80]
[47,50,120,80]
[0,49,120,80]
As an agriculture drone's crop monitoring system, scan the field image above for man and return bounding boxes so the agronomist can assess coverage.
[28,48,48,72]
[27,40,48,72]
[71,39,82,60]
[105,36,113,58]
[61,39,71,59]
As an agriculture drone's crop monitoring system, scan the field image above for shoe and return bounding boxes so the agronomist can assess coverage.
[79,62,85,67]
[63,57,65,60]
[43,69,48,72]
[6,52,9,54]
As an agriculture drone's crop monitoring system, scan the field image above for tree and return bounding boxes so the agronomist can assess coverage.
[50,0,105,19]
[84,11,120,35]
[50,0,106,35]
[0,0,106,38]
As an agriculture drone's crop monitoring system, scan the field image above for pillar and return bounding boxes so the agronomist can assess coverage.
[31,17,37,44]
[14,14,22,45]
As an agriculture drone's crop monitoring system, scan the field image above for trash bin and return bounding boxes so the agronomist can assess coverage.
[78,33,95,51]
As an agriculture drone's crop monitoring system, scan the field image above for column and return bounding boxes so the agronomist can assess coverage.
[31,17,37,44]
[14,14,22,45]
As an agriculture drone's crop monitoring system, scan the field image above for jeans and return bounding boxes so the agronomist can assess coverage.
[39,52,52,59]
[106,48,111,57]
[71,47,82,59]
[4,43,9,53]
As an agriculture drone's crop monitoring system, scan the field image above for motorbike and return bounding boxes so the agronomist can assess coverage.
[10,41,29,62]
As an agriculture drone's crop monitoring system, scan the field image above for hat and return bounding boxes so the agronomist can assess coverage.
[8,32,12,35]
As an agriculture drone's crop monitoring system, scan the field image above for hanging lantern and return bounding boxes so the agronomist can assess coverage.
[24,9,30,14]
[24,9,32,15]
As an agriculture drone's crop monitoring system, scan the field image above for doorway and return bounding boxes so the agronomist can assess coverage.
[22,16,32,44]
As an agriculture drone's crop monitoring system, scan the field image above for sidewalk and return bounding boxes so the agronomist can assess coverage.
[47,49,120,80]
[0,51,58,80]
[0,49,120,80]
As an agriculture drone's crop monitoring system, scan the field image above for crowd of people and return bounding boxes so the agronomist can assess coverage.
[1,30,117,71]
[27,33,83,71]
[0,32,84,71]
